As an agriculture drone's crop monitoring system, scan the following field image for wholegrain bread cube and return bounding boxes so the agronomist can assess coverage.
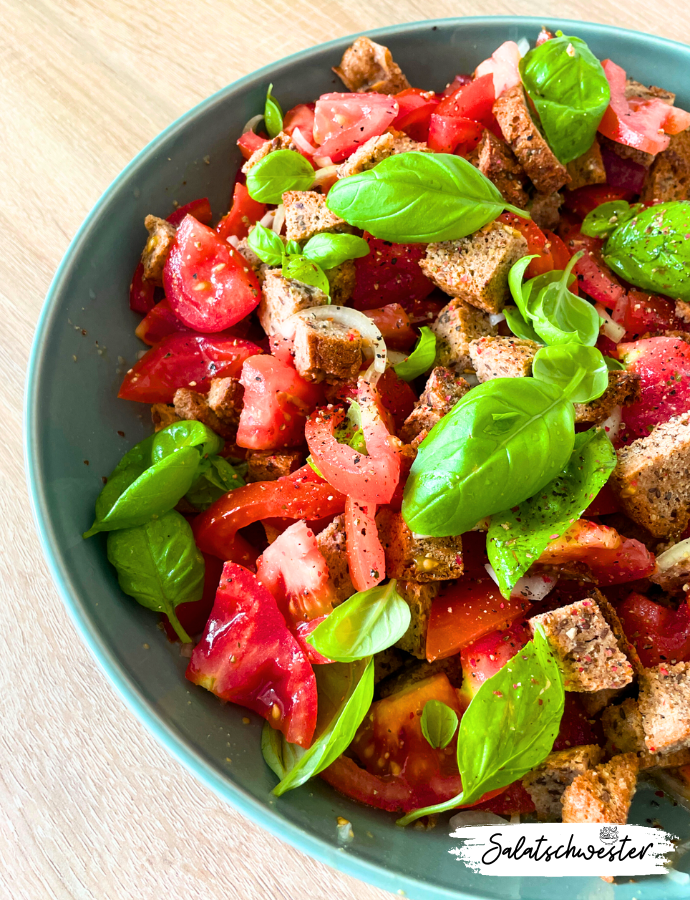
[561,753,639,824]
[399,366,471,443]
[602,696,690,769]
[573,371,641,425]
[173,388,234,440]
[333,36,410,94]
[241,132,298,174]
[529,192,564,232]
[638,663,690,754]
[373,647,408,686]
[246,449,304,483]
[580,687,626,718]
[429,300,497,373]
[325,259,356,305]
[316,514,355,604]
[282,190,352,242]
[376,655,463,698]
[207,377,243,427]
[493,85,571,193]
[394,581,439,659]
[469,335,540,382]
[258,269,328,335]
[141,215,176,285]
[610,412,690,539]
[376,507,463,582]
[467,130,529,208]
[641,130,690,203]
[336,130,428,179]
[566,140,607,191]
[599,134,654,170]
[626,78,675,105]
[421,222,528,314]
[236,237,268,280]
[523,745,604,822]
[151,403,180,432]
[529,597,634,692]
[292,315,363,383]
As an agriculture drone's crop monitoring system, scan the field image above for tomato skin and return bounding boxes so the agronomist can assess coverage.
[163,552,224,641]
[352,234,434,311]
[129,260,157,315]
[613,290,688,340]
[558,217,626,309]
[216,182,266,242]
[459,620,532,703]
[313,92,399,162]
[543,230,572,272]
[498,212,553,278]
[164,215,261,333]
[236,355,322,450]
[375,367,417,432]
[186,562,318,748]
[134,299,191,345]
[435,74,496,128]
[584,482,621,517]
[563,185,631,219]
[118,332,261,404]
[292,617,332,664]
[237,130,267,160]
[362,304,417,351]
[598,59,673,156]
[167,197,213,227]
[345,497,385,592]
[474,781,535,816]
[393,88,439,142]
[553,693,604,751]
[618,593,690,667]
[427,114,483,155]
[282,102,316,143]
[619,337,690,439]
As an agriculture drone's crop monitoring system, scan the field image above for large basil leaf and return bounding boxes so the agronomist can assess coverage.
[246,149,315,204]
[532,343,609,403]
[487,429,617,598]
[151,420,223,463]
[306,580,410,663]
[397,629,564,825]
[393,327,437,381]
[106,509,205,642]
[581,200,641,239]
[302,233,370,269]
[185,456,245,511]
[519,34,610,165]
[402,378,575,536]
[262,657,374,794]
[421,700,458,750]
[247,222,285,266]
[604,201,690,301]
[326,152,527,243]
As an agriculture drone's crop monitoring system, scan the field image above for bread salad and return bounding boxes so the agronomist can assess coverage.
[85,28,690,827]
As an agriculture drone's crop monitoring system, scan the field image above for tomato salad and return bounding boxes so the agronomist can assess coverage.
[87,29,690,826]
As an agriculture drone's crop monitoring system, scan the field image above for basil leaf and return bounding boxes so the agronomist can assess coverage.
[531,253,600,346]
[302,233,370,269]
[152,420,223,463]
[397,628,564,825]
[487,429,616,598]
[604,201,690,302]
[264,83,283,139]
[519,33,610,165]
[605,355,625,371]
[285,239,302,255]
[262,657,374,794]
[581,200,640,239]
[393,327,437,381]
[508,255,539,319]
[306,455,326,478]
[503,306,542,343]
[106,509,204,642]
[532,344,609,403]
[402,378,575,537]
[185,456,245,511]
[326,152,528,243]
[306,580,410,663]
[247,222,285,267]
[282,255,330,298]
[246,149,315,204]
[88,435,155,533]
[421,700,458,750]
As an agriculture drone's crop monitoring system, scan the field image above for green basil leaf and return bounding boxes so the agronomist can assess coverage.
[88,435,156,533]
[393,327,437,381]
[487,429,616,598]
[285,239,302,256]
[246,149,315,204]
[503,306,542,343]
[106,509,204,642]
[263,657,374,794]
[402,378,575,536]
[306,580,410,662]
[306,455,326,479]
[421,700,459,750]
[581,200,640,239]
[264,83,283,139]
[326,152,528,243]
[302,233,370,269]
[531,253,600,346]
[397,628,564,825]
[604,201,690,301]
[519,34,610,164]
[282,255,330,298]
[508,255,539,319]
[532,344,609,403]
[152,420,223,463]
[605,355,625,371]
[185,456,245,511]
[247,222,285,266]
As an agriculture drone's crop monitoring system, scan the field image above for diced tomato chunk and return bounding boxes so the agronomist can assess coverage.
[599,141,648,193]
[558,218,626,309]
[619,336,690,439]
[498,212,553,278]
[362,304,417,351]
[543,230,572,271]
[428,114,483,155]
[216,182,266,242]
[613,290,688,340]
[435,74,496,128]
[393,88,440,142]
[562,185,632,219]
[458,619,531,705]
[618,593,690,667]
[129,260,157,315]
[167,197,213,227]
[345,497,384,592]
[552,693,604,751]
[352,234,434,311]
[237,130,267,160]
[313,92,399,162]
[134,299,191,345]
[282,102,316,144]
[375,367,417,432]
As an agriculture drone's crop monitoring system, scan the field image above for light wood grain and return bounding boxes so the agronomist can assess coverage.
[3,2,690,898]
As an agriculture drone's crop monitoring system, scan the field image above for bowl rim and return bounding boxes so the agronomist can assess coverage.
[24,15,690,899]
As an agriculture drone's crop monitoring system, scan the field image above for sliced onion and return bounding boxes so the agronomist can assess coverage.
[386,350,407,366]
[510,813,521,825]
[601,405,622,441]
[596,303,626,343]
[489,312,506,327]
[516,37,530,57]
[464,372,480,387]
[313,155,334,168]
[292,126,319,156]
[656,537,690,574]
[313,164,338,188]
[449,810,509,829]
[242,113,264,135]
[259,209,276,228]
[226,234,241,249]
[484,564,556,602]
[272,203,286,235]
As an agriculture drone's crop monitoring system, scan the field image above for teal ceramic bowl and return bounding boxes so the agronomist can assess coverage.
[26,16,690,900]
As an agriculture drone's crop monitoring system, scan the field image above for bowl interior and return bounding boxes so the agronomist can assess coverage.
[27,16,690,900]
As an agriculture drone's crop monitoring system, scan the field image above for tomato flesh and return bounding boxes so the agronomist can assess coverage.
[598,59,673,155]
[216,182,266,243]
[428,114,483,155]
[435,74,496,128]
[393,88,439,142]
[129,260,157,315]
[237,130,267,160]
[134,299,191,346]
[345,496,384,592]
[458,620,532,704]
[312,92,399,162]
[618,593,690,667]
[375,367,417,432]
[362,304,417,351]
[352,234,434,311]
[563,185,631,219]
[619,337,690,440]
[167,197,213,227]
[498,212,553,278]
[282,102,316,144]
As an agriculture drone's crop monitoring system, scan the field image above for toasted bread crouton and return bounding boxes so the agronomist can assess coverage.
[566,140,607,190]
[493,85,571,193]
[523,745,604,822]
[394,581,439,659]
[207,377,243,427]
[529,597,634,692]
[676,299,690,324]
[246,449,304,483]
[421,222,528,314]
[639,663,690,754]
[292,314,363,383]
[173,388,235,440]
[258,269,328,335]
[376,655,463,698]
[602,696,690,769]
[599,133,654,170]
[333,36,410,94]
[376,507,463,582]
[467,130,529,207]
[336,130,428,179]
[141,215,176,286]
[626,78,675,105]
[580,687,626,718]
[151,403,180,432]
[429,300,497,374]
[610,412,690,539]
[241,132,298,174]
[282,190,352,242]
[573,371,641,425]
[561,753,639,824]
[236,237,268,280]
[316,514,355,603]
[399,366,471,443]
[373,646,408,686]
[469,335,540,381]
[641,130,690,203]
[325,259,356,305]
[529,192,564,232]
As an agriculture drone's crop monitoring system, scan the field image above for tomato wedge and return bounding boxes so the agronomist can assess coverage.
[129,260,156,315]
[237,130,267,160]
[427,114,483,155]
[312,92,399,162]
[618,593,690,667]
[352,233,434,311]
[619,336,690,440]
[498,212,553,278]
[345,497,385,592]
[435,73,496,128]
[375,367,417,432]
[283,102,316,144]
[167,197,213,227]
[134,299,191,346]
[362,304,417,351]
[393,88,439,142]
[216,182,266,243]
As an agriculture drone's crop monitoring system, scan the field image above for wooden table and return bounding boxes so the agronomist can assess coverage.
[3,1,689,897]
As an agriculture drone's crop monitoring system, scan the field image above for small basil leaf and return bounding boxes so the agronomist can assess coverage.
[306,455,326,479]
[421,700,459,750]
[604,201,690,302]
[519,34,610,165]
[581,200,639,239]
[246,149,315,204]
[531,253,600,347]
[89,435,155,533]
[285,239,302,256]
[393,327,437,381]
[282,255,330,298]
[185,456,245,511]
[604,355,625,371]
[487,429,617,597]
[326,152,529,244]
[508,255,539,319]
[306,580,410,663]
[152,420,223,463]
[302,233,370,269]
[263,657,374,794]
[264,83,283,139]
[247,222,285,266]
[503,306,542,343]
[532,344,609,403]
[402,378,575,537]
[106,509,204,642]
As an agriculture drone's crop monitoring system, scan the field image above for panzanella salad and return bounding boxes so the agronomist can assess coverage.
[88,29,690,826]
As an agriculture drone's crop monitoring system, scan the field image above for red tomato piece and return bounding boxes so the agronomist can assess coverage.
[498,212,553,278]
[163,552,224,642]
[442,74,473,97]
[619,336,690,439]
[118,332,261,404]
[543,230,572,272]
[134,299,191,346]
[618,593,690,667]
[458,620,532,706]
[375,367,417,432]
[345,497,384,592]
[558,218,626,309]
[435,74,496,128]
[613,290,687,340]
[599,141,648,193]
[237,355,322,450]
[312,92,399,162]
[216,182,266,243]
[186,562,318,747]
[129,260,157,315]
[474,781,536,815]
[167,197,213,227]
[552,693,604,751]
[563,185,632,219]
[292,617,333,664]
[393,88,440,142]
[427,114,483,155]
[664,106,690,134]
[584,482,621,517]
[282,102,316,144]
[352,233,434,311]
[362,304,417,351]
[404,297,446,327]
[164,215,261,332]
[237,130,267,160]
